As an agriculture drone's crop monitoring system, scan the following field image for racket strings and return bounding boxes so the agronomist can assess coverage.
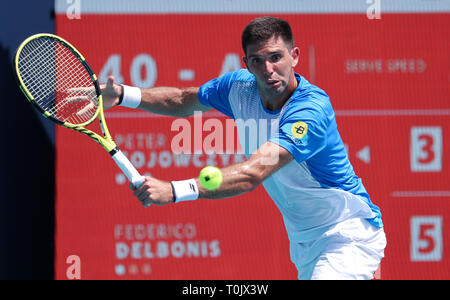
[21,39,96,121]
[20,41,95,123]
[18,37,98,125]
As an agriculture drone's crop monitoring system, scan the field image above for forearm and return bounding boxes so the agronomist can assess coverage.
[196,161,262,200]
[137,86,206,117]
[138,142,293,206]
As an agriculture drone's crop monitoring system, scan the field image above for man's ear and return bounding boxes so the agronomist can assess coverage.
[291,47,300,67]
[242,56,251,72]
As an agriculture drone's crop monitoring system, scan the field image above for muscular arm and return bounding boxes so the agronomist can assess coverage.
[132,141,294,206]
[101,75,212,117]
[106,78,294,204]
[197,142,294,199]
[138,86,212,117]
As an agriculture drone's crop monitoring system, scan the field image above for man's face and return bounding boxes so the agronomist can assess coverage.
[243,35,299,102]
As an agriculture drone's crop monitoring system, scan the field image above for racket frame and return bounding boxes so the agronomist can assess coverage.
[14,34,147,201]
[14,33,116,153]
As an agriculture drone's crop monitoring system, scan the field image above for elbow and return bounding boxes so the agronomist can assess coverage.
[242,170,263,192]
[248,177,262,192]
[169,88,195,118]
[165,97,192,118]
[171,110,193,118]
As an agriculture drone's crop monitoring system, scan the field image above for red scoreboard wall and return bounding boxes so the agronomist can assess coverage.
[54,1,450,279]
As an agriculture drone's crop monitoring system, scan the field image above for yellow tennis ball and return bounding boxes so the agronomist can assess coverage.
[199,166,223,190]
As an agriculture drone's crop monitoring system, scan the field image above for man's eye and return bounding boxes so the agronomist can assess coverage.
[271,54,281,62]
[251,58,261,64]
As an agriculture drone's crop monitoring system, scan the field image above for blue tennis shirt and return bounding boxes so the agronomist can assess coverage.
[198,69,382,242]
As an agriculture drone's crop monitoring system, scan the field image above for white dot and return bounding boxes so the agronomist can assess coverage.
[115,264,126,276]
[115,173,126,185]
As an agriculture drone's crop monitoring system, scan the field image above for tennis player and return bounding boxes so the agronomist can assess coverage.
[102,16,386,280]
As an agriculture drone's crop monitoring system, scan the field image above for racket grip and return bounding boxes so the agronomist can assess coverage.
[111,150,150,207]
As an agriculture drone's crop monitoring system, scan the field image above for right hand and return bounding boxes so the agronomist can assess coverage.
[130,176,176,207]
[100,75,123,110]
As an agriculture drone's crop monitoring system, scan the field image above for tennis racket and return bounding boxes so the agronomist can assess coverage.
[14,33,149,207]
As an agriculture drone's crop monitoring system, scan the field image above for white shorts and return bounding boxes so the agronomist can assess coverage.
[289,217,387,280]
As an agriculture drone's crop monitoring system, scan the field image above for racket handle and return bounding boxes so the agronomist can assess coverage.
[111,149,150,207]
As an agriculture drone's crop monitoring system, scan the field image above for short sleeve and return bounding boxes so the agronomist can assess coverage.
[269,102,328,163]
[197,71,238,119]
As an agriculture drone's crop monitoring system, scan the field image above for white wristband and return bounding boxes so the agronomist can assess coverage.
[119,84,142,108]
[171,179,199,203]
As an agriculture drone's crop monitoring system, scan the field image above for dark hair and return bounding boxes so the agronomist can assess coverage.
[241,16,294,55]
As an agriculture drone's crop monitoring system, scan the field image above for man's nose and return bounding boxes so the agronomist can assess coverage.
[263,60,274,75]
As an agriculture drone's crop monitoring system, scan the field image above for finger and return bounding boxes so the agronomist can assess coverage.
[138,192,151,203]
[142,199,152,207]
[131,178,148,192]
[134,186,150,200]
[133,188,143,199]
[65,95,90,103]
[67,86,95,95]
[106,75,115,89]
[76,102,96,117]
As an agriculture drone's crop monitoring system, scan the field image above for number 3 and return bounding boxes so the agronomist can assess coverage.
[417,134,435,164]
[410,127,442,172]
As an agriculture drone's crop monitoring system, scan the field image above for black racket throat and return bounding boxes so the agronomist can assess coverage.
[108,147,121,156]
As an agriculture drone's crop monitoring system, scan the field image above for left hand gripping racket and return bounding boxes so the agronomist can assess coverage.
[14,33,150,207]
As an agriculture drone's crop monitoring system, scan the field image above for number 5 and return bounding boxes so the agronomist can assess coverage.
[410,216,443,261]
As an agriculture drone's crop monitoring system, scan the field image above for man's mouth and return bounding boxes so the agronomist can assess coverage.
[266,80,279,86]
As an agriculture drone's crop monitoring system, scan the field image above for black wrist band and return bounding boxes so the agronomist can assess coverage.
[118,84,124,105]
[170,181,177,203]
